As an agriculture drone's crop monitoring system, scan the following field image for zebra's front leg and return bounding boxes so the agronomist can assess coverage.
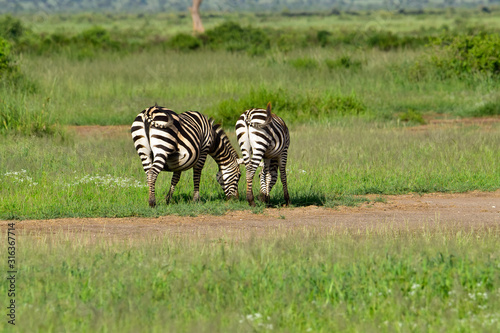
[192,153,208,202]
[166,171,182,204]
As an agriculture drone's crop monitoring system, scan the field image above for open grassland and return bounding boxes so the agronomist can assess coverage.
[1,9,499,219]
[1,9,500,333]
[6,226,500,332]
[0,121,499,219]
[2,9,500,133]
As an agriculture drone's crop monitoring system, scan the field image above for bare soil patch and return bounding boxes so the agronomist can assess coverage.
[2,191,498,240]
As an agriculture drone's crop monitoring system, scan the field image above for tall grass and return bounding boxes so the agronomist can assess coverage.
[0,121,498,219]
[1,10,499,133]
[11,47,499,128]
[11,227,500,332]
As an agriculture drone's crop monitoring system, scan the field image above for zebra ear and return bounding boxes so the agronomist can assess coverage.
[267,102,272,114]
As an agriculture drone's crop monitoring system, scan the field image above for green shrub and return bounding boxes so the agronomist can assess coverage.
[0,15,25,41]
[317,30,331,47]
[204,22,270,55]
[319,93,366,116]
[0,37,17,79]
[210,87,366,127]
[430,33,500,78]
[75,26,120,50]
[211,87,294,127]
[167,33,201,51]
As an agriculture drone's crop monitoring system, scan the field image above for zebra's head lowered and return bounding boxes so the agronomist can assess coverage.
[210,122,241,200]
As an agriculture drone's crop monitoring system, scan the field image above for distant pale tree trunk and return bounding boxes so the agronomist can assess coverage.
[189,0,204,33]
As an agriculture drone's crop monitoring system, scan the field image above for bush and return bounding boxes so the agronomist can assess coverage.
[75,26,120,50]
[430,33,500,78]
[0,37,17,79]
[167,33,201,51]
[319,93,366,116]
[210,87,366,127]
[211,87,294,127]
[203,22,270,55]
[0,15,25,41]
[317,30,331,47]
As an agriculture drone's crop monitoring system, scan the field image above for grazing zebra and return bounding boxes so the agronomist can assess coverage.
[131,105,241,207]
[235,102,290,207]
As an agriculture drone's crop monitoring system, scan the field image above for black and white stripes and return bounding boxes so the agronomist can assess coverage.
[235,102,290,207]
[131,105,241,207]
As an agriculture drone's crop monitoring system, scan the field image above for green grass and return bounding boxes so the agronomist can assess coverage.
[1,10,499,219]
[9,227,500,332]
[0,121,498,219]
[4,47,498,129]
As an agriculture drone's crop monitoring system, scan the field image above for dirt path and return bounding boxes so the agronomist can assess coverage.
[2,191,499,240]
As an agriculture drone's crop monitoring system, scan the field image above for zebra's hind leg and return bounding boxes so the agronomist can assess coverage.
[258,159,271,204]
[147,168,160,208]
[245,160,260,207]
[148,155,167,207]
[166,171,182,204]
[278,153,290,206]
[265,160,279,205]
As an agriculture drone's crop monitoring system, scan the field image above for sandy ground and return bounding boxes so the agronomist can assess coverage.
[2,191,499,240]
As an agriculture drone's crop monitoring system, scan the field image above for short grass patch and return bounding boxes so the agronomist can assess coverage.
[11,226,500,332]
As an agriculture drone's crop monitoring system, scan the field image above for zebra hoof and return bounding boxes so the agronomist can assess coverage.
[258,193,270,203]
[149,199,156,208]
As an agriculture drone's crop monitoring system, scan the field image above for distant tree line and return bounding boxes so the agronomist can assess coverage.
[0,0,498,13]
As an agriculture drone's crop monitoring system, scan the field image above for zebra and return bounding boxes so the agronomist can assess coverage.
[235,102,290,207]
[131,105,241,207]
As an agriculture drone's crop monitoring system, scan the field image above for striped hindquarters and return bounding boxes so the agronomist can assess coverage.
[235,107,290,164]
[235,103,290,206]
[130,106,180,175]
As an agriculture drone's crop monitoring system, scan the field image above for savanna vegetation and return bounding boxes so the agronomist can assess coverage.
[1,6,500,332]
[1,8,499,218]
